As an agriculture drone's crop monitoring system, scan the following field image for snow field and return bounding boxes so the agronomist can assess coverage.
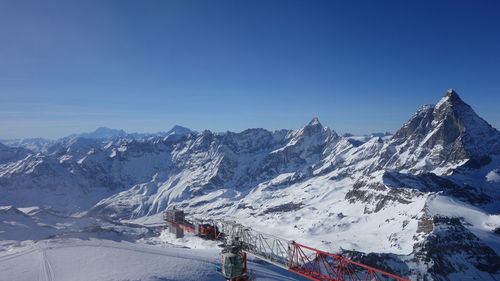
[0,238,307,281]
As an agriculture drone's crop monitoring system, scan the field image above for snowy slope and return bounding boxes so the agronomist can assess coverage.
[0,206,306,281]
[0,238,306,281]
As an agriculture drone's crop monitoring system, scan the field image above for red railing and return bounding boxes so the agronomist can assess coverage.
[288,242,410,281]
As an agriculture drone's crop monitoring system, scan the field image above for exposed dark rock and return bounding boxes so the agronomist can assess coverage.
[383,171,492,205]
[236,203,255,210]
[411,216,500,278]
[343,250,410,279]
[495,227,500,235]
[345,182,419,214]
[261,202,304,215]
[343,216,500,280]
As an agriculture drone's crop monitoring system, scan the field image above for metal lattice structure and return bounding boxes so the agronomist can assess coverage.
[212,220,409,281]
[165,210,410,281]
[289,242,409,281]
[213,220,291,269]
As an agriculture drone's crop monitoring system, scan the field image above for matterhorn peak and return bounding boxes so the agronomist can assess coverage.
[308,117,321,126]
[445,88,463,101]
[445,88,456,96]
[388,89,500,171]
[436,88,466,109]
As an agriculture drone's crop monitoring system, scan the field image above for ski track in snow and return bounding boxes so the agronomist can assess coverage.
[39,248,55,281]
[0,240,214,281]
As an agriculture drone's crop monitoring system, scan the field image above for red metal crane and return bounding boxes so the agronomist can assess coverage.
[164,208,410,281]
[289,242,409,281]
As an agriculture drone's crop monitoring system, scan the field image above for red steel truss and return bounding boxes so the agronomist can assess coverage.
[289,242,409,281]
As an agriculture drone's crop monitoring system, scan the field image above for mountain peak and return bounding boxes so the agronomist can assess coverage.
[94,127,126,134]
[437,88,465,108]
[308,117,321,126]
[166,125,196,136]
[388,89,500,171]
[445,88,457,97]
[445,88,462,101]
[65,127,127,140]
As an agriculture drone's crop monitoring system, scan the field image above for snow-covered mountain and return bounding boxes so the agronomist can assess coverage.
[0,90,499,280]
[0,142,31,164]
[376,89,500,174]
[0,138,55,153]
[0,125,197,153]
[64,125,198,140]
[66,127,128,140]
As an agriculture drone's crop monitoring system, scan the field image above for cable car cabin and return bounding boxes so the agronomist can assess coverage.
[219,248,249,281]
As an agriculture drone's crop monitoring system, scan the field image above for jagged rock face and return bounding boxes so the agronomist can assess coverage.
[165,120,337,192]
[382,171,493,205]
[344,180,422,214]
[84,120,341,218]
[410,217,499,280]
[254,120,337,179]
[347,216,500,281]
[378,90,500,174]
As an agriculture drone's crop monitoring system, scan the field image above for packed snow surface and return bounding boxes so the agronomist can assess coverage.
[0,237,307,281]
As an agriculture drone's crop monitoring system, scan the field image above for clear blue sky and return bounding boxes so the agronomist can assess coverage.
[1,0,499,139]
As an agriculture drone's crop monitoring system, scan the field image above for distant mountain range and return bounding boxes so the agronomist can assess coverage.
[1,125,197,153]
[0,90,498,280]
